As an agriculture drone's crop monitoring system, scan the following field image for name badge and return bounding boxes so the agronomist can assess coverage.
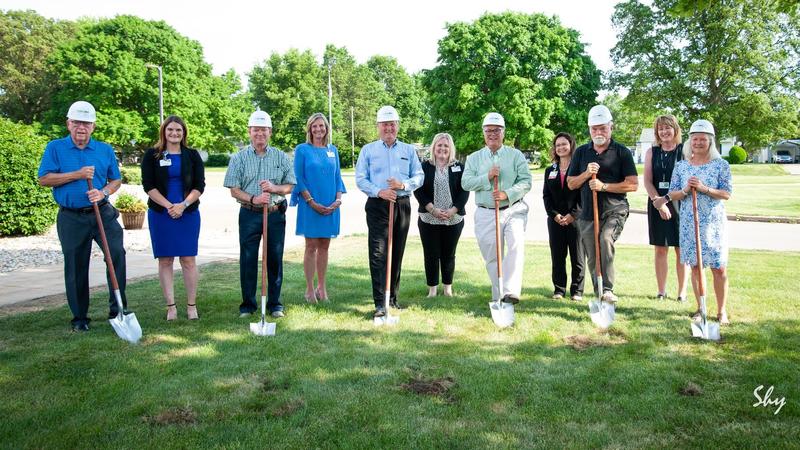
[451,166,461,172]
[159,159,172,167]
[548,171,558,179]
[327,151,335,157]
[658,181,670,189]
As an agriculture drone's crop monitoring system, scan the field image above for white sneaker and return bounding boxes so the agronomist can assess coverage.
[601,292,618,303]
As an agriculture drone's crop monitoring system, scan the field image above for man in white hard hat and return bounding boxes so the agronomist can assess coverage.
[224,109,296,318]
[355,105,424,318]
[37,101,128,332]
[462,112,532,304]
[567,105,638,303]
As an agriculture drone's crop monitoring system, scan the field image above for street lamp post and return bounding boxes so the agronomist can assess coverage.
[145,64,164,124]
[327,61,334,144]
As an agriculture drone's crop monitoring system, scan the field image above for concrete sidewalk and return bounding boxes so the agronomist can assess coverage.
[2,172,799,308]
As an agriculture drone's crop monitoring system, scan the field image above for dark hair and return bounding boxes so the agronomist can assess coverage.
[550,132,576,162]
[154,115,188,158]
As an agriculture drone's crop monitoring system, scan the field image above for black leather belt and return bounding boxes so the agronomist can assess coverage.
[479,202,513,211]
[241,200,286,213]
[60,200,108,214]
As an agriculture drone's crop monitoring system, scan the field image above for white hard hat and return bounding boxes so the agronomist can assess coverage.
[376,105,400,123]
[587,105,613,126]
[482,112,505,128]
[689,119,715,136]
[248,110,272,128]
[66,101,96,122]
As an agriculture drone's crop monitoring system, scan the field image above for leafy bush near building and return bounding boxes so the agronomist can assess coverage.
[120,166,142,184]
[206,153,230,167]
[0,118,58,236]
[729,146,747,164]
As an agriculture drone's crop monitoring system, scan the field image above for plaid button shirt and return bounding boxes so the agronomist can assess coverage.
[223,145,296,206]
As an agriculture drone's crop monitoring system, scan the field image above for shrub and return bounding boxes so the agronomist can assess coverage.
[120,166,142,184]
[0,119,58,236]
[338,146,359,169]
[206,153,230,167]
[114,193,147,213]
[728,146,747,164]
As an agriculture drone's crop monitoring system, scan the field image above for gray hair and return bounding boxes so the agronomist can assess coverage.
[684,133,721,160]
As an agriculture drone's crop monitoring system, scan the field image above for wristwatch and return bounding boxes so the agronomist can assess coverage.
[182,200,190,208]
[102,187,110,197]
[664,193,672,202]
[601,183,608,192]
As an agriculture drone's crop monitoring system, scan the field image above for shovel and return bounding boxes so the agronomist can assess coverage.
[374,201,399,326]
[588,174,615,328]
[689,188,720,341]
[488,176,514,328]
[88,180,142,344]
[250,203,276,336]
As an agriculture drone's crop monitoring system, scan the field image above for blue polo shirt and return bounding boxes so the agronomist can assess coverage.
[355,139,424,198]
[38,136,121,208]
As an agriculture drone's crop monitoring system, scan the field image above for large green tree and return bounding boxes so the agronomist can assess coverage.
[44,15,248,154]
[609,0,800,151]
[366,55,428,143]
[422,12,601,154]
[0,10,76,124]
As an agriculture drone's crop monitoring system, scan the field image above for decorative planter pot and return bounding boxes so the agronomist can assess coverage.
[121,211,145,230]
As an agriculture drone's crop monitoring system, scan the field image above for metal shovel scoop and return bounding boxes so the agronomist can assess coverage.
[588,175,614,329]
[88,181,142,344]
[689,188,720,341]
[251,203,276,336]
[488,176,514,328]
[375,201,399,326]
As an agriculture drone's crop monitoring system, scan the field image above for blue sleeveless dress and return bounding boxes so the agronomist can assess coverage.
[147,154,201,257]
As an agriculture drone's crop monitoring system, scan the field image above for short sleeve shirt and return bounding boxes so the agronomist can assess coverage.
[37,136,121,208]
[223,145,296,206]
[567,139,638,220]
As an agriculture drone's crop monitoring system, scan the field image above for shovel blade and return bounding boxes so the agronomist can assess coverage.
[691,321,720,341]
[589,300,615,329]
[489,301,515,328]
[373,314,399,326]
[250,320,276,336]
[109,312,142,344]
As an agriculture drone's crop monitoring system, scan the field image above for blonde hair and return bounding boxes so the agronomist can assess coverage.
[653,115,682,146]
[305,113,330,145]
[428,133,457,165]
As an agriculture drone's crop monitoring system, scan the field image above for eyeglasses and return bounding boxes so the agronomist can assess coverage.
[70,120,94,128]
[483,128,503,135]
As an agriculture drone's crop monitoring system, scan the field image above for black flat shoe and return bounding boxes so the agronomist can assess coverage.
[71,323,90,332]
[502,295,520,305]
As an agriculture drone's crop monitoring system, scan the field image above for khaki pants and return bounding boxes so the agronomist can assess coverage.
[474,201,529,300]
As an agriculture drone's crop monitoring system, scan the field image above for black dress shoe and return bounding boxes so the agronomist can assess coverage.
[71,323,90,332]
[373,307,386,318]
[389,300,406,310]
[502,295,520,305]
[108,310,128,319]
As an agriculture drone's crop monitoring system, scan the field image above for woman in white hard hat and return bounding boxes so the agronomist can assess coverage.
[290,113,346,303]
[661,119,732,324]
[646,115,689,302]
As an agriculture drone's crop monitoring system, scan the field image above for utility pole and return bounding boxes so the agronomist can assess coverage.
[350,107,355,168]
[145,64,164,124]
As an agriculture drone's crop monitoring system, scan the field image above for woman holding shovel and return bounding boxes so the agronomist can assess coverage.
[662,120,732,324]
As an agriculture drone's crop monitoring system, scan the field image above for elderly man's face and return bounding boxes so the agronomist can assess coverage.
[483,126,504,150]
[589,123,612,146]
[249,126,271,149]
[378,121,398,144]
[67,120,95,148]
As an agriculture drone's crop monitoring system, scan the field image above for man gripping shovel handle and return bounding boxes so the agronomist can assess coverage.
[588,174,615,329]
[88,180,142,344]
[489,176,514,328]
[251,203,276,336]
[374,201,399,326]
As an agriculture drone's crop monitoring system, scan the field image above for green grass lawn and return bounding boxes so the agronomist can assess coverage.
[1,237,798,448]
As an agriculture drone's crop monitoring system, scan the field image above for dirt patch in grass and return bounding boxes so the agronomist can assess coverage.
[271,398,305,417]
[679,382,704,396]
[565,329,628,351]
[400,373,457,403]
[259,375,290,393]
[142,407,198,426]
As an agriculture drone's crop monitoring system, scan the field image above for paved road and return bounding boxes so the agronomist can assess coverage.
[1,170,797,307]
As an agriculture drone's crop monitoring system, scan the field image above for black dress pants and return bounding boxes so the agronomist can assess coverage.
[547,217,585,296]
[418,218,464,286]
[366,197,410,308]
[56,203,127,326]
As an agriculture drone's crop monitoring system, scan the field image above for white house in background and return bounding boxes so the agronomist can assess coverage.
[637,127,737,162]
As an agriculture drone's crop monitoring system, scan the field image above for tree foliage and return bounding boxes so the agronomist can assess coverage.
[44,15,249,154]
[422,12,601,154]
[366,56,428,143]
[0,118,57,236]
[0,10,77,124]
[609,0,800,151]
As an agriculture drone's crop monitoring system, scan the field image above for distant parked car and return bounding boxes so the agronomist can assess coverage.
[773,150,792,163]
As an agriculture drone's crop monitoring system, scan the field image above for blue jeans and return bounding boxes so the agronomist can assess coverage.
[238,207,285,314]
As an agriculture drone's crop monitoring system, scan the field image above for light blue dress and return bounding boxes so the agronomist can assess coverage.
[290,143,346,238]
[670,158,733,268]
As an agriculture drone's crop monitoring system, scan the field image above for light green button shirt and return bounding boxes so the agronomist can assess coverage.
[461,145,532,208]
[223,145,296,206]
